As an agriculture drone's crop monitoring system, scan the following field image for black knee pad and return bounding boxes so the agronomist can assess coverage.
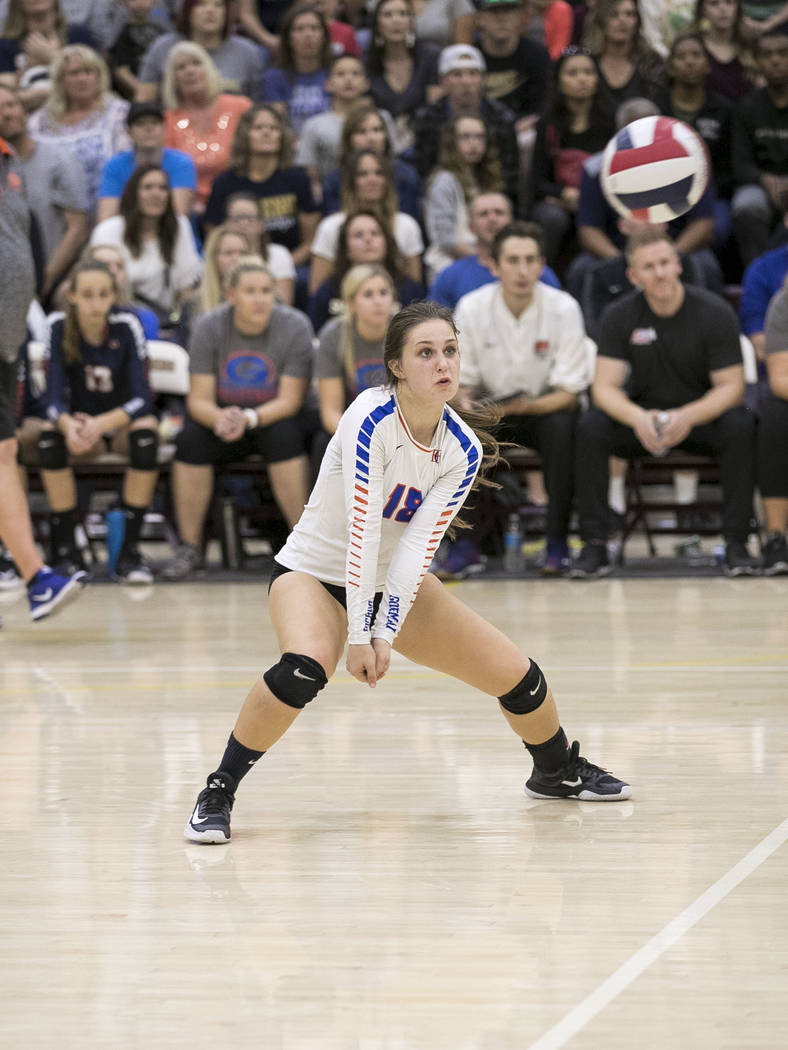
[499,659,548,715]
[129,428,158,470]
[263,652,328,709]
[37,429,67,470]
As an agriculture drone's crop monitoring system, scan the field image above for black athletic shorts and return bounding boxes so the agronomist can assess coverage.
[175,408,319,466]
[269,558,383,619]
[0,359,18,442]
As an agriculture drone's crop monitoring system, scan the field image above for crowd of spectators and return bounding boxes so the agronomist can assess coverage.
[2,0,788,589]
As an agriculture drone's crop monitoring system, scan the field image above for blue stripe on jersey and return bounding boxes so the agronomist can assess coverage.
[444,412,480,507]
[354,395,395,484]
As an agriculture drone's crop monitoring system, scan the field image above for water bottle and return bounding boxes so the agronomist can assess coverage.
[105,507,126,574]
[503,512,525,574]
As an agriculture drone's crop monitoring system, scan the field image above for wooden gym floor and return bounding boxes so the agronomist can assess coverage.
[0,574,786,1049]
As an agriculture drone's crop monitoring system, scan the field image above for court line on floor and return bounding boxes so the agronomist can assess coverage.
[527,817,788,1050]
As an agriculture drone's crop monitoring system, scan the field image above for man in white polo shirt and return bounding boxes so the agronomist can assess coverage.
[454,221,591,575]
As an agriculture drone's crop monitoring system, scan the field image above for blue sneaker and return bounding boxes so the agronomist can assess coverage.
[434,539,485,580]
[28,566,87,622]
[542,539,569,576]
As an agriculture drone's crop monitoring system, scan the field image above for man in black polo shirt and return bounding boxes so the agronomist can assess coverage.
[570,227,759,578]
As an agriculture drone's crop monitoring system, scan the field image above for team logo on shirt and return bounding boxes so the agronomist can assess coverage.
[533,340,550,356]
[631,327,658,345]
[431,449,441,464]
[221,351,276,404]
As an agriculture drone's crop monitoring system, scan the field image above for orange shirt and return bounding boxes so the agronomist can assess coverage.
[164,93,252,211]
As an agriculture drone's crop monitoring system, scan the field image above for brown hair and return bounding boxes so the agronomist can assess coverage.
[62,260,116,366]
[334,210,402,284]
[277,4,332,76]
[383,301,502,534]
[230,103,293,174]
[119,164,179,266]
[339,100,393,164]
[625,224,674,262]
[340,148,399,231]
[433,115,503,204]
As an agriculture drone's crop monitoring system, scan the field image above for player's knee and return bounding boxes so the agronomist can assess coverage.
[263,652,328,709]
[498,659,548,715]
[129,427,158,471]
[38,429,67,470]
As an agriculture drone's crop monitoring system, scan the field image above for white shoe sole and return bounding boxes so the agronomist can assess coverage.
[184,822,230,844]
[525,783,632,801]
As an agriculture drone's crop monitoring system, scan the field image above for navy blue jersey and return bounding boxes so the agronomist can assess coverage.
[45,310,153,423]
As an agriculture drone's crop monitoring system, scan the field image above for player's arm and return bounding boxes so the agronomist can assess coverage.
[373,445,480,647]
[658,364,745,449]
[502,389,579,415]
[317,376,345,435]
[248,374,309,428]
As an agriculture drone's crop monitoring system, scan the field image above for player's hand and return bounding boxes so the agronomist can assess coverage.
[657,407,693,448]
[347,643,382,688]
[372,637,391,681]
[632,409,668,456]
[214,406,244,442]
[75,414,103,448]
[23,31,59,66]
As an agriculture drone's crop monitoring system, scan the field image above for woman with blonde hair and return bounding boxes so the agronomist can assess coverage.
[160,40,251,213]
[315,263,395,440]
[197,224,253,314]
[0,0,96,110]
[27,44,130,217]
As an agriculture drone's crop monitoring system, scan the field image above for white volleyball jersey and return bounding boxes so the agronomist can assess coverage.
[276,386,483,645]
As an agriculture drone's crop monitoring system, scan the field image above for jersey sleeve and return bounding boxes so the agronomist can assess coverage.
[119,314,153,419]
[339,396,393,645]
[372,433,481,646]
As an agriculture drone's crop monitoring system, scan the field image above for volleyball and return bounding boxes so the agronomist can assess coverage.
[600,116,710,223]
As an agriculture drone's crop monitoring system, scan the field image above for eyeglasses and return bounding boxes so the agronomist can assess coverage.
[559,45,592,58]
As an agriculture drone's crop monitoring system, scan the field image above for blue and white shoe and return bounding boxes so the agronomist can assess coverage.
[28,566,87,622]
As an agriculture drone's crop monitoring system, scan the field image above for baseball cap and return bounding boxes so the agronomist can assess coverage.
[127,101,165,126]
[438,44,486,76]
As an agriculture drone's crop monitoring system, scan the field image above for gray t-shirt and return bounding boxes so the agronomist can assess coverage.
[138,32,263,99]
[0,152,36,364]
[315,317,386,395]
[20,141,88,264]
[190,302,314,407]
[764,288,788,357]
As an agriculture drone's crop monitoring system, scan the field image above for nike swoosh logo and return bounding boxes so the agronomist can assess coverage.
[137,438,155,446]
[293,668,316,680]
[561,777,582,788]
[32,588,54,602]
[190,808,211,825]
[529,674,542,696]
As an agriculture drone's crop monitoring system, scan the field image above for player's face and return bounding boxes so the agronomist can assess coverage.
[670,38,709,85]
[455,117,487,165]
[558,54,598,100]
[469,193,512,243]
[391,319,460,404]
[228,271,276,329]
[351,114,387,153]
[216,232,248,280]
[69,272,115,330]
[493,236,543,299]
[350,274,394,327]
[627,240,682,301]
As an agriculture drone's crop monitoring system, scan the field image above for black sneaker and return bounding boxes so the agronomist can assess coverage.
[569,542,611,579]
[526,740,631,801]
[723,540,760,577]
[184,772,237,843]
[51,545,86,579]
[113,547,154,585]
[761,533,788,576]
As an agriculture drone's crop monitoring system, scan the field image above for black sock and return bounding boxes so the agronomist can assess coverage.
[217,733,265,787]
[119,504,146,554]
[525,727,569,774]
[50,508,78,556]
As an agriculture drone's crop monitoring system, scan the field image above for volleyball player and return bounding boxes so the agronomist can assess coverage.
[185,302,631,844]
[39,259,160,584]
